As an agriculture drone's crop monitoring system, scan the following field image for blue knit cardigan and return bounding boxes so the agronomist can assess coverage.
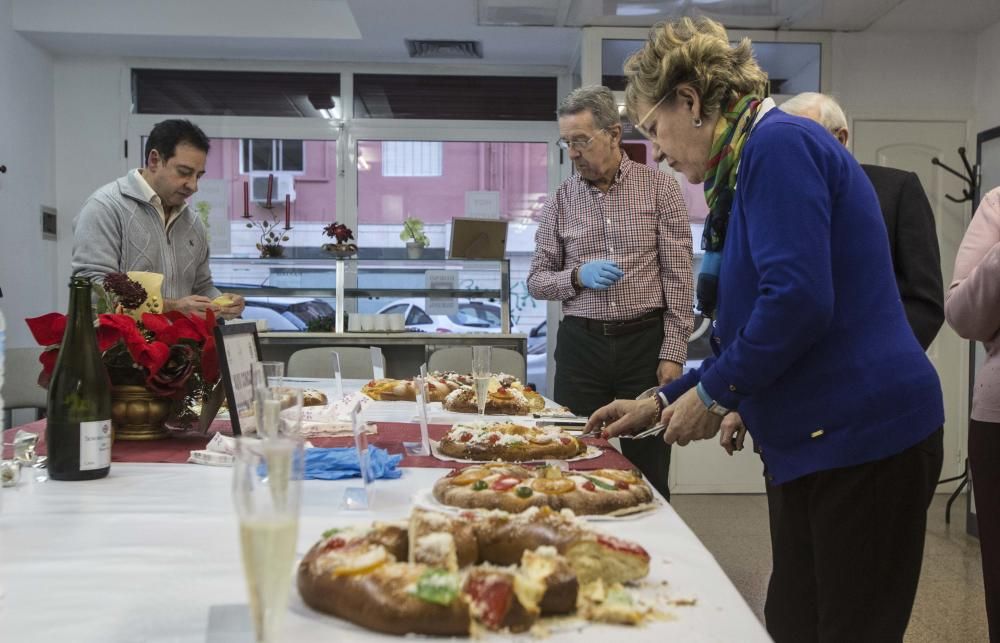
[662,110,943,484]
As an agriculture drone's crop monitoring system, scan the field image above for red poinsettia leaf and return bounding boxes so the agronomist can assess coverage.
[99,313,143,343]
[168,317,205,343]
[141,313,173,337]
[25,313,67,346]
[96,324,124,353]
[39,346,58,375]
[125,335,170,375]
[201,333,219,384]
[37,347,59,389]
[194,308,216,340]
[163,310,188,323]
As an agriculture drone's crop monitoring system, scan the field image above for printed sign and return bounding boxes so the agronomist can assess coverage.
[425,270,459,316]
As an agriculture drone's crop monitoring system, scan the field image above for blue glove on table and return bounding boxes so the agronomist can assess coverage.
[578,260,623,289]
[304,446,403,481]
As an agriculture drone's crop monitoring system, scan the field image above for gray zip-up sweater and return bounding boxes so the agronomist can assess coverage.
[72,171,220,301]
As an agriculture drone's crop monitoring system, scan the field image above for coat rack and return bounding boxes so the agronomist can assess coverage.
[932,145,981,525]
[931,147,978,203]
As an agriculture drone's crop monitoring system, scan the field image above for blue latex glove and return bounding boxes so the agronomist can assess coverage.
[303,446,403,481]
[578,260,624,289]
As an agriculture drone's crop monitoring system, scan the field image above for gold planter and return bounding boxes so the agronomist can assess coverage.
[110,385,172,441]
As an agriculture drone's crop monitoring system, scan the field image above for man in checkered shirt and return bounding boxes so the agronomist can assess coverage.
[528,85,693,500]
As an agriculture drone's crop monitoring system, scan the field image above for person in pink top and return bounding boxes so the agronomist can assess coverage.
[945,185,1000,641]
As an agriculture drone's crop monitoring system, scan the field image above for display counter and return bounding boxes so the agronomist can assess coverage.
[258,331,527,378]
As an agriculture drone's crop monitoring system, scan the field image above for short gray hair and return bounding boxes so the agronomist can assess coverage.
[780,92,848,132]
[557,85,621,130]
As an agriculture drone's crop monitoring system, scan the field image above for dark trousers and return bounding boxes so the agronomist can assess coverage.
[764,427,943,643]
[971,419,1000,642]
[553,316,671,500]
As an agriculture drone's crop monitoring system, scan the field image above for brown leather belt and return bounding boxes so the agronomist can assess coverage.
[564,310,663,337]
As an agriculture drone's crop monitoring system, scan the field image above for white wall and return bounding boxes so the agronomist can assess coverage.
[830,31,975,124]
[0,0,56,348]
[52,57,128,310]
[975,20,1000,140]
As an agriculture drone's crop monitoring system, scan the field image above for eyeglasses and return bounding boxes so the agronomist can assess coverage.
[634,91,673,140]
[556,129,605,152]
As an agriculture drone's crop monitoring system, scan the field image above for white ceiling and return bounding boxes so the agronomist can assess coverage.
[13,0,1000,67]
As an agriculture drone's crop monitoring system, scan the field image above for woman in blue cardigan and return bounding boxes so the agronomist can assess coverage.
[585,17,944,643]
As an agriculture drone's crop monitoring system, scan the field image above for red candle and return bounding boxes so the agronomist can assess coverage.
[284,194,291,229]
[242,181,249,218]
[266,173,274,208]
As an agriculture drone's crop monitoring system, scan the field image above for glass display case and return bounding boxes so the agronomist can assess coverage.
[209,251,524,377]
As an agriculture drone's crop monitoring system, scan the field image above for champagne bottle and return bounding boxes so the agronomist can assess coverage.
[46,277,112,480]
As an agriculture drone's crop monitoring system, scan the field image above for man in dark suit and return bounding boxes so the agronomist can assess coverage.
[781,92,944,350]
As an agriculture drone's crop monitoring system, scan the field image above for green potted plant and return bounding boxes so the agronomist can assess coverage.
[400,216,430,259]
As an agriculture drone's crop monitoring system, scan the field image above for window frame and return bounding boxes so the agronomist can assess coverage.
[580,26,832,102]
[239,139,307,175]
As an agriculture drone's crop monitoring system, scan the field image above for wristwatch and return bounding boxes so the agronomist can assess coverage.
[696,382,730,417]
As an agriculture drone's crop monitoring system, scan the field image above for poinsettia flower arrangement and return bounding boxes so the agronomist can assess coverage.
[323,221,355,244]
[25,273,220,426]
[322,221,358,255]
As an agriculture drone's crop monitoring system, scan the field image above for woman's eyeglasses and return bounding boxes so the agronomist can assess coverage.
[634,91,673,140]
[556,129,606,151]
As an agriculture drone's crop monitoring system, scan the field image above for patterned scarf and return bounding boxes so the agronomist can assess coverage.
[696,94,762,318]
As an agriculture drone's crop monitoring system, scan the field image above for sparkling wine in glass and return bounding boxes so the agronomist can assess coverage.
[251,362,285,437]
[472,346,492,416]
[233,438,304,643]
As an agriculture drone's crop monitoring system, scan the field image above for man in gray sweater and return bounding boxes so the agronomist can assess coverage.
[72,119,244,318]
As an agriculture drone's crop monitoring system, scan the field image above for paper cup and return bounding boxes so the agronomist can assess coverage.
[375,314,391,331]
[389,313,405,331]
[348,314,361,332]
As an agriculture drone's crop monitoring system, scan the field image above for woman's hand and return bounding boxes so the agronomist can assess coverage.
[719,412,747,455]
[584,397,660,439]
[661,387,724,446]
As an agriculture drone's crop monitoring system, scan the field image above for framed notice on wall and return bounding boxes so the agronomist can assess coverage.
[214,321,262,436]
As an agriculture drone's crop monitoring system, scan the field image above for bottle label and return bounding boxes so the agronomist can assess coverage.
[80,420,112,470]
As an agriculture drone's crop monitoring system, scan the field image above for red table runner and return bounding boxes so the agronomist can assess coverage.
[3,420,635,470]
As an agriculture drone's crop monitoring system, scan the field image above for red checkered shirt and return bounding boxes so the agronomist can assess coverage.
[527,154,694,364]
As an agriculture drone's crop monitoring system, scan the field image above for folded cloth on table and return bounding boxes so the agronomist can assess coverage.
[305,446,403,480]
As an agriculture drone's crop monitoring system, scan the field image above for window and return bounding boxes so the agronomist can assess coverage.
[241,139,305,174]
[452,303,501,327]
[354,74,557,120]
[357,140,548,227]
[381,141,442,177]
[381,304,409,316]
[406,306,433,326]
[132,69,341,117]
[600,38,821,95]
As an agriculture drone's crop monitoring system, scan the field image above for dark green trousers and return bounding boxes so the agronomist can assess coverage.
[553,316,672,500]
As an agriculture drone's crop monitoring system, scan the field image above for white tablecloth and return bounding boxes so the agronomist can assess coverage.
[0,463,770,642]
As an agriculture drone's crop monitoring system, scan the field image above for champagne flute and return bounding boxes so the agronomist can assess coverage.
[472,346,492,417]
[252,362,286,438]
[253,385,303,439]
[233,437,304,643]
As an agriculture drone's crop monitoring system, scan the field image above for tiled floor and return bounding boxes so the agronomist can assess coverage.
[672,493,989,642]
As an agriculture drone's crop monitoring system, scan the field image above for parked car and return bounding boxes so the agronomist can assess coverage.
[524,320,548,396]
[376,298,520,334]
[241,297,336,331]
